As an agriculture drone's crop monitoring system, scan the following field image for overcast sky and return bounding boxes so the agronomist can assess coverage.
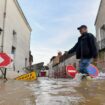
[18,0,101,65]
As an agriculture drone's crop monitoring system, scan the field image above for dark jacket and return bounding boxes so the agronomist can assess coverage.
[68,32,98,59]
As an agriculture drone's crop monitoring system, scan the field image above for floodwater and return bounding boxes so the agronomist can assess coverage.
[0,77,105,105]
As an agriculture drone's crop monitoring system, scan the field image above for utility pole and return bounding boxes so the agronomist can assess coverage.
[1,0,7,52]
[0,0,8,80]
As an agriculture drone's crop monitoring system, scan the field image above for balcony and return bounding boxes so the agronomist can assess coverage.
[98,38,105,50]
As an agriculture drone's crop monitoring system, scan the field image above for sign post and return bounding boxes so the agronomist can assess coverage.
[0,53,12,79]
[66,65,78,78]
[0,53,12,67]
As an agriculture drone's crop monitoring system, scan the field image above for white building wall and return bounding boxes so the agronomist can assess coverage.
[0,0,31,71]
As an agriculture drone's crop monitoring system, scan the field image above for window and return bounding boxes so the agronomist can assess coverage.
[12,30,17,47]
[99,25,105,49]
[25,58,28,67]
[0,27,3,34]
[100,24,105,40]
[13,30,17,35]
[11,46,16,55]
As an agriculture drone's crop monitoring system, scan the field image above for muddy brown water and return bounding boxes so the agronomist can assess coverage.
[0,78,105,105]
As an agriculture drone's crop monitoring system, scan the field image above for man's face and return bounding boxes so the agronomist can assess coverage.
[79,28,87,35]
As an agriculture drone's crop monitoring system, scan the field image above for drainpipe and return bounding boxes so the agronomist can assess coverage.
[1,0,7,52]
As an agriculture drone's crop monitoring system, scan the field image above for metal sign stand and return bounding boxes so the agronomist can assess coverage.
[0,68,7,80]
[4,68,7,80]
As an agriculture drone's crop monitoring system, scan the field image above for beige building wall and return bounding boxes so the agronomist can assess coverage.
[53,56,60,66]
[95,0,105,70]
[48,54,79,78]
[95,0,105,42]
[0,0,31,71]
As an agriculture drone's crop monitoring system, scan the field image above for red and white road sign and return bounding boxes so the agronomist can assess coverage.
[0,53,12,67]
[66,65,78,78]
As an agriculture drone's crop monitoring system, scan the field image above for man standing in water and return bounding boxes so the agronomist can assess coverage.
[68,25,98,77]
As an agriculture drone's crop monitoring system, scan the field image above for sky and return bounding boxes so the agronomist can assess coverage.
[18,0,101,65]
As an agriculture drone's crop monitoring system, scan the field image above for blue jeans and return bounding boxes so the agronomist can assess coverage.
[79,59,91,74]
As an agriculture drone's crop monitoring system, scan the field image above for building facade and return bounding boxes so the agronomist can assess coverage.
[0,0,32,71]
[30,62,49,77]
[48,52,79,78]
[48,56,55,77]
[95,0,105,71]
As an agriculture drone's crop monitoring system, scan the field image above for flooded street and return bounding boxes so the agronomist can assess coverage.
[0,78,105,105]
[0,80,35,105]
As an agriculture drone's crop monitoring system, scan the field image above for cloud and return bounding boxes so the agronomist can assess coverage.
[49,29,73,45]
[33,21,47,32]
[31,46,58,65]
[18,0,101,65]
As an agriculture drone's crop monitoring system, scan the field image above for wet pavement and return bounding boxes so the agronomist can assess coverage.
[0,77,105,105]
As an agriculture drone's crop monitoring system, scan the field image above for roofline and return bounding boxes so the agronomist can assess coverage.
[95,0,102,25]
[14,0,32,32]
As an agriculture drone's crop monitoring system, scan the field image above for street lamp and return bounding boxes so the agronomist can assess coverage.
[0,28,3,35]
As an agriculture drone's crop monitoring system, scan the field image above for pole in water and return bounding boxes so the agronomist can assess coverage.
[4,68,7,80]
